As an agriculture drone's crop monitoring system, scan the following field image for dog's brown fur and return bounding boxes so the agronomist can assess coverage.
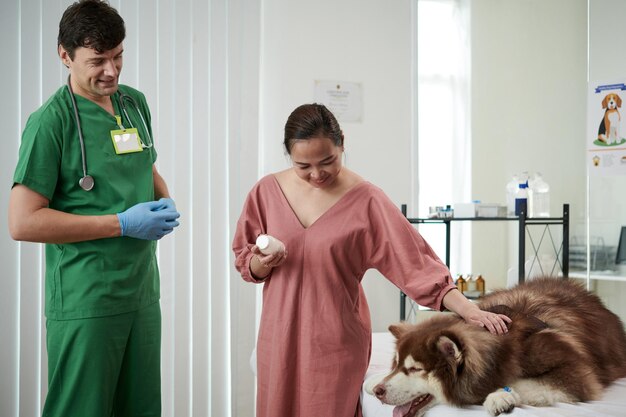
[371,278,626,416]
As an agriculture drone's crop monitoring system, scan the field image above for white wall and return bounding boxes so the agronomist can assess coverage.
[259,0,415,332]
[470,0,588,290]
[467,0,626,323]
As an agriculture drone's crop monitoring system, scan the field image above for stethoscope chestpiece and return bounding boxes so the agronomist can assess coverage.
[79,175,95,191]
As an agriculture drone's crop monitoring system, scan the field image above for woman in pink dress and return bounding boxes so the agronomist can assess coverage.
[232,103,510,417]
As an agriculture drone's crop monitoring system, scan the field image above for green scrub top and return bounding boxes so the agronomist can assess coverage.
[13,84,160,320]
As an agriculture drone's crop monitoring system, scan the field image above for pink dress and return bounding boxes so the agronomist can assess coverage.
[232,175,456,417]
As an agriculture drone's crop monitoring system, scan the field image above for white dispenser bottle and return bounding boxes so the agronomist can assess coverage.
[514,181,528,216]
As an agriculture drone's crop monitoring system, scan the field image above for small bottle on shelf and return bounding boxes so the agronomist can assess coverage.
[476,274,485,295]
[466,275,476,292]
[464,275,482,299]
[455,274,466,294]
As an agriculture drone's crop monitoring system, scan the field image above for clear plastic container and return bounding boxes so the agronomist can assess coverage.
[505,174,519,216]
[529,172,550,218]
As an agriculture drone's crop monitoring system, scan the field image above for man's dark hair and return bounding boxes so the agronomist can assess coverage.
[58,0,125,59]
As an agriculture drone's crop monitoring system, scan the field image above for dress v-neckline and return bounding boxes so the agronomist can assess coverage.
[270,175,367,230]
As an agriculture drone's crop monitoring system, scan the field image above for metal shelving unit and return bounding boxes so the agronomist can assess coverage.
[399,203,570,321]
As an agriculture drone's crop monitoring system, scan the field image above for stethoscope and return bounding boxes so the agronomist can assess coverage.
[66,75,153,191]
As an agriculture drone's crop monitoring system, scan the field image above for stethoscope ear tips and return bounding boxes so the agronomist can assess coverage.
[79,175,95,191]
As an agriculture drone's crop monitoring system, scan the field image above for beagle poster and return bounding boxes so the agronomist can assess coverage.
[587,80,626,175]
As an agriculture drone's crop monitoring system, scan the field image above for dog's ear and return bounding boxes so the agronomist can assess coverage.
[617,94,622,108]
[602,95,608,109]
[437,335,462,364]
[389,322,412,340]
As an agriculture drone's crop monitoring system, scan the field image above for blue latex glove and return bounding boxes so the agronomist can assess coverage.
[117,199,181,240]
[156,197,177,211]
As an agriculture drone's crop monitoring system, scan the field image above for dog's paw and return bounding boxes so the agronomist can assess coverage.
[483,388,520,416]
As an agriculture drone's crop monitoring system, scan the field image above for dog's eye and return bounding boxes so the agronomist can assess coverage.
[407,367,423,374]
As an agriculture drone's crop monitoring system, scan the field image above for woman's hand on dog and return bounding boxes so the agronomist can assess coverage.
[464,309,512,335]
[443,289,512,334]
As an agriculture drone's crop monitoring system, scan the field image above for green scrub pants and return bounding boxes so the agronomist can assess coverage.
[43,302,161,417]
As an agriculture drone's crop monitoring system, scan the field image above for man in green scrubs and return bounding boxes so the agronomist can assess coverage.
[8,1,180,416]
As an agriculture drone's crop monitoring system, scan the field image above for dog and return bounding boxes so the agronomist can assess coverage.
[365,278,626,416]
[598,93,622,144]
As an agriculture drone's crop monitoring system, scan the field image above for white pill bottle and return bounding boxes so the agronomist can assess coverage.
[256,234,285,255]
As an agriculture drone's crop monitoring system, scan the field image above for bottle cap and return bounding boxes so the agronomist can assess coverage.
[256,235,270,250]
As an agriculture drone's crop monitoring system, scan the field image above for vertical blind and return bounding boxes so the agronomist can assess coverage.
[0,0,261,416]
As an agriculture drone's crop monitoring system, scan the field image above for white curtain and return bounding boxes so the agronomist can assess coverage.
[414,0,472,275]
[0,0,261,416]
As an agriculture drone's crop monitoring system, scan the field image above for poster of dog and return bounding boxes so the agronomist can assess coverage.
[587,80,626,175]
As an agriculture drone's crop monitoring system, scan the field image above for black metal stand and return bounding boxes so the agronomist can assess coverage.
[399,203,570,321]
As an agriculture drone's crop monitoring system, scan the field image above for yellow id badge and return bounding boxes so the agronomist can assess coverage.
[110,128,143,154]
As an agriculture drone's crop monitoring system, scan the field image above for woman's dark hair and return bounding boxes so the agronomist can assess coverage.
[283,103,344,154]
[58,0,125,59]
